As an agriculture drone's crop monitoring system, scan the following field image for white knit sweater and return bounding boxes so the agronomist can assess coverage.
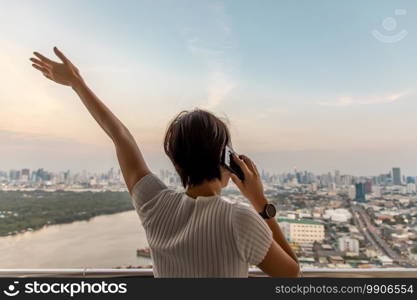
[131,173,272,278]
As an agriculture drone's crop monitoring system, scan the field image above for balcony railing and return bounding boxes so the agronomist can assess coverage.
[1,268,417,278]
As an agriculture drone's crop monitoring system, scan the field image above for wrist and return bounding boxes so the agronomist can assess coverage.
[251,195,268,212]
[71,76,85,90]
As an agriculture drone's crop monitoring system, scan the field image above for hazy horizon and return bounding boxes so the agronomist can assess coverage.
[1,0,417,175]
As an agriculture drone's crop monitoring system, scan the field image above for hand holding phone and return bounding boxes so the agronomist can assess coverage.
[228,154,267,212]
[223,145,245,181]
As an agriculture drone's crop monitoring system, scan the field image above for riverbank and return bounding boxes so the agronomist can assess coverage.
[0,190,134,236]
[0,210,150,268]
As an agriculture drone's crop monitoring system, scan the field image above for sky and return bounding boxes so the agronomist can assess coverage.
[0,0,417,176]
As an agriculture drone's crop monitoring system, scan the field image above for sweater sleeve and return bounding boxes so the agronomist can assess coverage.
[131,173,168,221]
[232,201,273,266]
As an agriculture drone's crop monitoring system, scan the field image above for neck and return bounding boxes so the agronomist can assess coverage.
[185,179,222,199]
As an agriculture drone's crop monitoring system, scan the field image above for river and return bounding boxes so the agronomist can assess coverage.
[0,210,151,268]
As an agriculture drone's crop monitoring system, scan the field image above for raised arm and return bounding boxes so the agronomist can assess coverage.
[30,47,150,193]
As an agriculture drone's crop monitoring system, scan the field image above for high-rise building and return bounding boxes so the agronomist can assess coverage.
[406,176,415,184]
[364,180,372,194]
[392,167,401,185]
[9,170,20,181]
[335,170,341,185]
[355,183,366,202]
[296,172,302,184]
[64,170,71,185]
[20,169,30,182]
[406,183,416,194]
[21,169,30,176]
[348,185,356,199]
[376,173,390,186]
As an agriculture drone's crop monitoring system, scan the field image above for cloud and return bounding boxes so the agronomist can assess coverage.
[318,90,413,107]
[204,70,235,109]
[182,2,237,110]
[254,107,288,120]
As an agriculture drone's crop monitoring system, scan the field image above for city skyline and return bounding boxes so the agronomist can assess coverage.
[2,162,417,268]
[1,1,417,174]
[2,165,417,185]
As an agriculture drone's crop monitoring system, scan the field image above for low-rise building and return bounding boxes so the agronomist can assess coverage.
[278,218,325,244]
[337,237,359,255]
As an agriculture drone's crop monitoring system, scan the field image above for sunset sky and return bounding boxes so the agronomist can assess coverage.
[1,0,417,175]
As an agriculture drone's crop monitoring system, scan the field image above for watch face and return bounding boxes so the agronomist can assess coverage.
[265,204,276,218]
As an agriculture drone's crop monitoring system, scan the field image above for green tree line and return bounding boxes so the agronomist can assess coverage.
[0,190,133,236]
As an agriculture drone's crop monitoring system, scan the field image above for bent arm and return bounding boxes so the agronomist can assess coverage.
[249,196,298,266]
[230,154,299,277]
[72,79,150,193]
[265,218,298,264]
[251,197,299,277]
[258,218,300,277]
[258,239,300,277]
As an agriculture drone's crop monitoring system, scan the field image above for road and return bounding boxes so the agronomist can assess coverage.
[351,205,401,260]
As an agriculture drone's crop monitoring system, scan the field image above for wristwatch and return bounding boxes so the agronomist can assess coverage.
[259,203,276,219]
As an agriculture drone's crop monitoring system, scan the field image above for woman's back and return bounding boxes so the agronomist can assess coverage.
[29,49,298,278]
[132,173,272,278]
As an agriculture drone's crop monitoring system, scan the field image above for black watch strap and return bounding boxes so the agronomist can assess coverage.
[259,208,268,219]
[259,203,276,219]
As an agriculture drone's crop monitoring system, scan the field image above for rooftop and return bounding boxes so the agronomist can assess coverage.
[278,218,323,226]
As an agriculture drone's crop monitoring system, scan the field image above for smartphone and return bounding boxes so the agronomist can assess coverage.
[223,145,245,181]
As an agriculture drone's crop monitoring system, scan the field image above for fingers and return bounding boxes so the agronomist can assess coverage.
[230,173,243,189]
[232,153,251,176]
[53,46,70,64]
[31,64,52,81]
[31,63,50,74]
[240,155,259,177]
[30,57,44,65]
[30,57,51,69]
[33,51,54,64]
[43,73,52,80]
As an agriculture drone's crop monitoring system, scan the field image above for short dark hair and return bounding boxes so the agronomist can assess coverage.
[164,109,230,187]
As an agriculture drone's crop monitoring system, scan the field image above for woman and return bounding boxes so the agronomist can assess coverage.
[30,47,299,278]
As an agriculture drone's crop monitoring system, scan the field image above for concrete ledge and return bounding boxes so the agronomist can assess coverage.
[1,268,417,278]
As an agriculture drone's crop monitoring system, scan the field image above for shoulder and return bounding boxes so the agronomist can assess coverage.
[131,173,167,198]
[230,199,259,220]
[214,197,259,220]
[220,198,265,230]
[131,173,175,214]
[230,200,271,238]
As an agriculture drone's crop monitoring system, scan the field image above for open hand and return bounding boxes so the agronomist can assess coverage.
[30,47,82,87]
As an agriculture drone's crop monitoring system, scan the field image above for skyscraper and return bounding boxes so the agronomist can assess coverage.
[355,183,366,202]
[392,167,401,185]
[335,170,341,185]
[21,169,30,182]
[406,176,415,184]
[364,180,372,194]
